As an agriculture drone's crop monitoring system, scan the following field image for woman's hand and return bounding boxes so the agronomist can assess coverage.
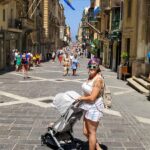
[77,96,83,101]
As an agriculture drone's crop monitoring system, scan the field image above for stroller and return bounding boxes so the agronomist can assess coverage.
[41,91,84,150]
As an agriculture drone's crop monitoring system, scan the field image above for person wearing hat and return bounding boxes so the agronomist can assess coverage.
[78,57,104,150]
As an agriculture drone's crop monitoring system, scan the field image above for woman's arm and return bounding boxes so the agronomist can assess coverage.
[79,78,103,103]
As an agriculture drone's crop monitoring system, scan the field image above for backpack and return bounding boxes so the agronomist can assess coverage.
[97,74,112,109]
[102,84,112,108]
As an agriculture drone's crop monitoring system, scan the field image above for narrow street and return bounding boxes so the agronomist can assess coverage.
[0,58,150,150]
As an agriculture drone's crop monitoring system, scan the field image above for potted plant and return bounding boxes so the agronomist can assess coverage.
[121,51,128,65]
[90,39,99,56]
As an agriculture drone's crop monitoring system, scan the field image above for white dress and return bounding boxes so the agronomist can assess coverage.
[80,75,104,122]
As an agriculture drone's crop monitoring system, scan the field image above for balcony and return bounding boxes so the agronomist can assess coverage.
[90,0,94,8]
[21,18,34,30]
[8,19,22,30]
[82,23,89,28]
[111,0,121,8]
[101,0,110,9]
[0,0,10,5]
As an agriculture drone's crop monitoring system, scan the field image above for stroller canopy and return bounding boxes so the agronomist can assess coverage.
[53,91,81,115]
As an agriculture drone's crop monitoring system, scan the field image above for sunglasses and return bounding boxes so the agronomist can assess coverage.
[88,65,98,69]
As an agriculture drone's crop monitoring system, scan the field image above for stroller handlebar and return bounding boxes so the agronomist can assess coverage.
[72,100,82,108]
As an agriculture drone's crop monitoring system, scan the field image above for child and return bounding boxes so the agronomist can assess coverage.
[71,53,79,76]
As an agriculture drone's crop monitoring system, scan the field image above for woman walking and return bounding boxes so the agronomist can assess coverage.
[58,49,63,64]
[52,51,56,62]
[21,52,28,79]
[15,52,22,72]
[71,53,79,76]
[63,53,70,76]
[78,57,104,150]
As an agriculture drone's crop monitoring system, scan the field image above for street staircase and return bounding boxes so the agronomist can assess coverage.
[127,75,150,96]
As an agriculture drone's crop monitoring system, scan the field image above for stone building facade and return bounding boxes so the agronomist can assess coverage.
[80,0,150,77]
[122,0,150,76]
[0,0,66,69]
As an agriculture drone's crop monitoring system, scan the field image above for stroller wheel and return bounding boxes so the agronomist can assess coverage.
[42,133,58,149]
[41,135,46,146]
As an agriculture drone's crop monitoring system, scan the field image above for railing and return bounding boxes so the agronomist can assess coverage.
[8,19,22,29]
[101,0,110,8]
[21,18,34,29]
[111,0,121,8]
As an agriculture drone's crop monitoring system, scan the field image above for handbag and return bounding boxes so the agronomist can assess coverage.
[102,83,112,108]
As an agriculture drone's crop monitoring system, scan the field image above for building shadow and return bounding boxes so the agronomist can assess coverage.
[0,66,15,75]
[147,95,150,101]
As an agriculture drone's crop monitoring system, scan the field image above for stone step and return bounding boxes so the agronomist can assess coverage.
[127,78,149,94]
[140,75,150,83]
[132,76,150,90]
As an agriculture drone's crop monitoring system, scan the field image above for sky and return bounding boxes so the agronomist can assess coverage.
[60,0,90,42]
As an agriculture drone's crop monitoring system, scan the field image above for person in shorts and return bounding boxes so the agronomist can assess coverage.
[71,53,79,76]
[63,53,70,76]
[21,53,29,79]
[15,52,22,71]
[77,57,105,150]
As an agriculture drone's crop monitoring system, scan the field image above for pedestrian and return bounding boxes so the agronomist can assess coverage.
[14,49,18,66]
[58,49,63,64]
[21,52,29,79]
[52,51,56,62]
[63,53,70,76]
[35,53,40,66]
[77,57,104,150]
[80,48,84,58]
[15,52,22,72]
[71,53,79,76]
[32,54,36,67]
[147,51,150,63]
[70,52,74,61]
[26,51,31,70]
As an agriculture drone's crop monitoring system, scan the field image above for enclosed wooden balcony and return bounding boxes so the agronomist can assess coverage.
[0,0,11,5]
[21,18,34,30]
[8,19,22,30]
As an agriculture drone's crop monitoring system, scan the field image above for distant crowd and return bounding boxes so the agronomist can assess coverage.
[50,47,83,76]
[7,46,85,78]
[11,49,42,78]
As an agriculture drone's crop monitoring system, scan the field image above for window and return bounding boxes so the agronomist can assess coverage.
[127,0,132,18]
[3,9,5,21]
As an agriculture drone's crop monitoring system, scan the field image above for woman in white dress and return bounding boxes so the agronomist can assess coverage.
[78,58,104,150]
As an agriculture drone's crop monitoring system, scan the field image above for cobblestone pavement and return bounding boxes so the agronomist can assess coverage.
[0,57,150,150]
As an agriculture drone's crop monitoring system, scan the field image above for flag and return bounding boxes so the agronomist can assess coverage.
[64,0,75,10]
[94,6,101,17]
